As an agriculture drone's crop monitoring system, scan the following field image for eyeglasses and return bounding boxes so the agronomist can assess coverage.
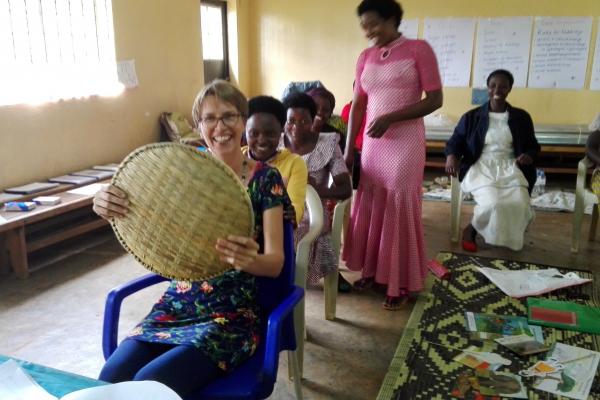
[285,118,311,127]
[200,113,242,129]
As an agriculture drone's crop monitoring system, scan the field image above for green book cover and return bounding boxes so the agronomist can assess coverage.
[527,297,600,334]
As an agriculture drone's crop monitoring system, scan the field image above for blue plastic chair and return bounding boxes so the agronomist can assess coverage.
[102,222,304,399]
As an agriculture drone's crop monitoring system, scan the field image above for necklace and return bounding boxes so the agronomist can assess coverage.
[240,158,249,183]
[380,35,404,60]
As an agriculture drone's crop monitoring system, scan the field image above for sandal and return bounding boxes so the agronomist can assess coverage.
[352,277,374,292]
[338,273,353,293]
[382,296,404,311]
[462,240,478,252]
[461,224,478,252]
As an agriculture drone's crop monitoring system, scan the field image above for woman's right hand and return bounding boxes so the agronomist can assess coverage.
[445,155,459,177]
[92,184,129,220]
[344,149,355,171]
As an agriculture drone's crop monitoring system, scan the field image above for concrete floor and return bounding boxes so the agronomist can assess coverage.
[0,199,599,399]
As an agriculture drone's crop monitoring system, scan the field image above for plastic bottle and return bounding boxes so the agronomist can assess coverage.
[534,168,546,196]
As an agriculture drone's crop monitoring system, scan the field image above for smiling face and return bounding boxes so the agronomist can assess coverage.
[199,95,245,158]
[487,74,512,110]
[246,113,282,161]
[359,11,398,47]
[311,95,333,134]
[285,108,314,143]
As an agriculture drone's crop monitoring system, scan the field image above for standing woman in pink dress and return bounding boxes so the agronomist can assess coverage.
[343,0,443,310]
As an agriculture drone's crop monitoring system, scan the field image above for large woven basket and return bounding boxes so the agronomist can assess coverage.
[111,143,254,281]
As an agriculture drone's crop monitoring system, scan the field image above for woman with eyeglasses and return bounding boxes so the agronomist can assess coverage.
[92,80,293,396]
[283,92,353,291]
[342,0,443,311]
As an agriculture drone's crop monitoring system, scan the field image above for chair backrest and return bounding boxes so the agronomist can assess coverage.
[294,185,324,288]
[255,220,296,321]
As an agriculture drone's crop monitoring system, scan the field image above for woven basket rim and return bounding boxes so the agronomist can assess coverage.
[110,142,254,281]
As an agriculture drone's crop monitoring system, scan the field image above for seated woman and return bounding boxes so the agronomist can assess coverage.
[587,113,600,202]
[445,69,540,252]
[243,95,308,223]
[282,92,353,291]
[306,86,345,152]
[92,80,292,396]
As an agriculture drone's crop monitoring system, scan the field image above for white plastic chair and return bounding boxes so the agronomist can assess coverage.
[323,198,350,321]
[571,157,599,253]
[450,175,463,242]
[290,185,323,378]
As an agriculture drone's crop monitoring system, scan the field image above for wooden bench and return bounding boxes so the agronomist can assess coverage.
[0,183,109,278]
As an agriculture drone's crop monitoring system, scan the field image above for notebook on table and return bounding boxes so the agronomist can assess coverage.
[0,193,22,203]
[4,182,60,194]
[92,163,120,172]
[48,175,97,185]
[71,169,114,180]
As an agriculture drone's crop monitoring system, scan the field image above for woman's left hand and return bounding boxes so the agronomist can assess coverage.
[516,154,533,166]
[366,114,392,138]
[216,235,259,271]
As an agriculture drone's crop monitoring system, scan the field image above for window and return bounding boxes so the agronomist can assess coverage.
[200,0,229,82]
[0,0,122,106]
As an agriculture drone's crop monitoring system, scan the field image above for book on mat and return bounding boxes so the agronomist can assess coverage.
[494,334,549,356]
[48,175,97,185]
[464,312,544,341]
[71,169,114,180]
[527,297,600,334]
[4,182,60,194]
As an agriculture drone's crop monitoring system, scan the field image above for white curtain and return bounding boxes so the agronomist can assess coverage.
[0,0,122,106]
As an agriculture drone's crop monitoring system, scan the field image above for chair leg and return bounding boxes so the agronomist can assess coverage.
[288,350,304,399]
[450,176,462,243]
[571,189,585,253]
[589,205,599,241]
[289,299,305,379]
[324,270,338,321]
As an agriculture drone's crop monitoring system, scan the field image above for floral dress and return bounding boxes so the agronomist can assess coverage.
[129,163,291,371]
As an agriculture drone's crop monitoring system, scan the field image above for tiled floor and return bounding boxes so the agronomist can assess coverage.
[0,199,598,399]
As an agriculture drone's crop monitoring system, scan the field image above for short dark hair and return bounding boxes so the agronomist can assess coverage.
[357,0,403,29]
[282,92,317,119]
[487,69,514,88]
[306,86,336,111]
[248,95,286,127]
[192,79,248,127]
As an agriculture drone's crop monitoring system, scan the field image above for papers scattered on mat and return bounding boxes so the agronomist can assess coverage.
[67,184,105,196]
[0,359,182,400]
[531,190,594,214]
[465,312,544,342]
[477,267,592,298]
[451,369,527,399]
[532,343,600,400]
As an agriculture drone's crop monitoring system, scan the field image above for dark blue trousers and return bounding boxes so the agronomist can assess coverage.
[99,339,223,396]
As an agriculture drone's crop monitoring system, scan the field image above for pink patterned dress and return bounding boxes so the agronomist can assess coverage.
[342,36,442,296]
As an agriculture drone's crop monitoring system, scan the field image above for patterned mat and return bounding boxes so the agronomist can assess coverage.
[377,252,600,400]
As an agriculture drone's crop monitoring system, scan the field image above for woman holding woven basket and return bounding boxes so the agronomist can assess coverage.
[93,80,293,396]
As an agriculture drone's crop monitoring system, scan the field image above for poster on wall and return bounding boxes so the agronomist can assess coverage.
[423,18,476,87]
[473,17,533,88]
[399,19,418,39]
[590,21,600,91]
[528,17,592,89]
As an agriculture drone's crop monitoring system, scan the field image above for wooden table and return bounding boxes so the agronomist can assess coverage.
[0,186,109,278]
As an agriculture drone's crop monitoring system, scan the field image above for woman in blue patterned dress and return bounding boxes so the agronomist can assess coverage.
[92,80,292,396]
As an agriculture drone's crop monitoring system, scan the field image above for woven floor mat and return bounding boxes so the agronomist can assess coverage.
[377,252,599,400]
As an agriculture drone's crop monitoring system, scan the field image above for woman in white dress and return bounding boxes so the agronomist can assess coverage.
[445,69,540,252]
